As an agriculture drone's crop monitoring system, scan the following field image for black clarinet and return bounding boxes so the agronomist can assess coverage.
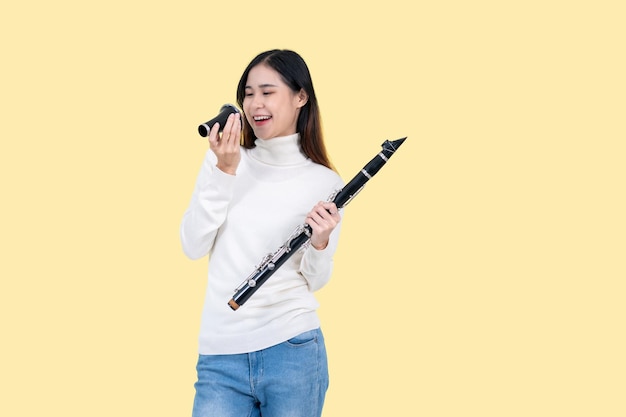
[228,137,407,311]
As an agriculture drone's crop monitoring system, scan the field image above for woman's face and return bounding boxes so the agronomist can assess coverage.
[243,64,307,140]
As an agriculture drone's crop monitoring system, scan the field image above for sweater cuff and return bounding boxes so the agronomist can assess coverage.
[304,242,334,262]
[210,164,237,192]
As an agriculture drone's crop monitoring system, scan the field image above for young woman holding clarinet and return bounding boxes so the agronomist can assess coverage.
[181,49,343,417]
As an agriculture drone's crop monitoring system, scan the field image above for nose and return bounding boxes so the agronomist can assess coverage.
[250,93,264,109]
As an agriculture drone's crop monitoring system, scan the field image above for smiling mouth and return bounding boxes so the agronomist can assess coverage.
[253,115,271,122]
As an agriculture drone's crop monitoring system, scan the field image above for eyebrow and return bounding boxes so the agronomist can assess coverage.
[245,83,278,89]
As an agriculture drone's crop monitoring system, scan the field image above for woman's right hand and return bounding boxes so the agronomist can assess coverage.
[208,112,242,175]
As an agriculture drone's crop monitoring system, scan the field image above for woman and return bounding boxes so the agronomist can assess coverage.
[181,49,343,417]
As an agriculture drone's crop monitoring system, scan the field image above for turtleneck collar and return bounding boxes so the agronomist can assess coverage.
[249,133,309,166]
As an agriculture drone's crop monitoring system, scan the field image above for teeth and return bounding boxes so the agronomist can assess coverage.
[254,116,271,121]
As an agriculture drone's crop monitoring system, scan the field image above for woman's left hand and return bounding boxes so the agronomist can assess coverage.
[305,202,341,250]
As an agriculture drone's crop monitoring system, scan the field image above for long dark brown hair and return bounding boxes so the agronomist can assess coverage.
[236,49,335,171]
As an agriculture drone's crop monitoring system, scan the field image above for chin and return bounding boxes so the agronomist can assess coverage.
[252,128,272,140]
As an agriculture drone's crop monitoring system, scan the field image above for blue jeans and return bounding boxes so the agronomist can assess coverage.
[192,328,329,417]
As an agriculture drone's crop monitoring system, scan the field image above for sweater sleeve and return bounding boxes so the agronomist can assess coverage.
[299,213,343,291]
[180,149,236,260]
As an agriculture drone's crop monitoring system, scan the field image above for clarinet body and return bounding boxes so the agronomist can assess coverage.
[228,137,407,311]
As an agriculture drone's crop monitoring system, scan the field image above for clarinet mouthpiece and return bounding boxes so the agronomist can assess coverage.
[383,137,407,154]
[391,137,407,147]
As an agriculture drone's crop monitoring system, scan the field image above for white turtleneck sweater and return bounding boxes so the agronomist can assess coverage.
[180,134,344,355]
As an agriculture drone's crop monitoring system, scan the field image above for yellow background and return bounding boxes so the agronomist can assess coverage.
[1,1,624,416]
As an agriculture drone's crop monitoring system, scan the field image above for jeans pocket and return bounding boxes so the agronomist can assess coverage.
[285,329,318,347]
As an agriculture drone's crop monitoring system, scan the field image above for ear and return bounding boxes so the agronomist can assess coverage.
[296,89,309,108]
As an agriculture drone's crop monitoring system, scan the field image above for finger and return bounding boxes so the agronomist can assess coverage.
[219,115,233,144]
[310,204,327,220]
[310,209,335,228]
[227,113,242,147]
[323,202,339,216]
[306,217,328,235]
[308,209,323,224]
[208,122,221,147]
[315,203,338,219]
[222,113,240,145]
